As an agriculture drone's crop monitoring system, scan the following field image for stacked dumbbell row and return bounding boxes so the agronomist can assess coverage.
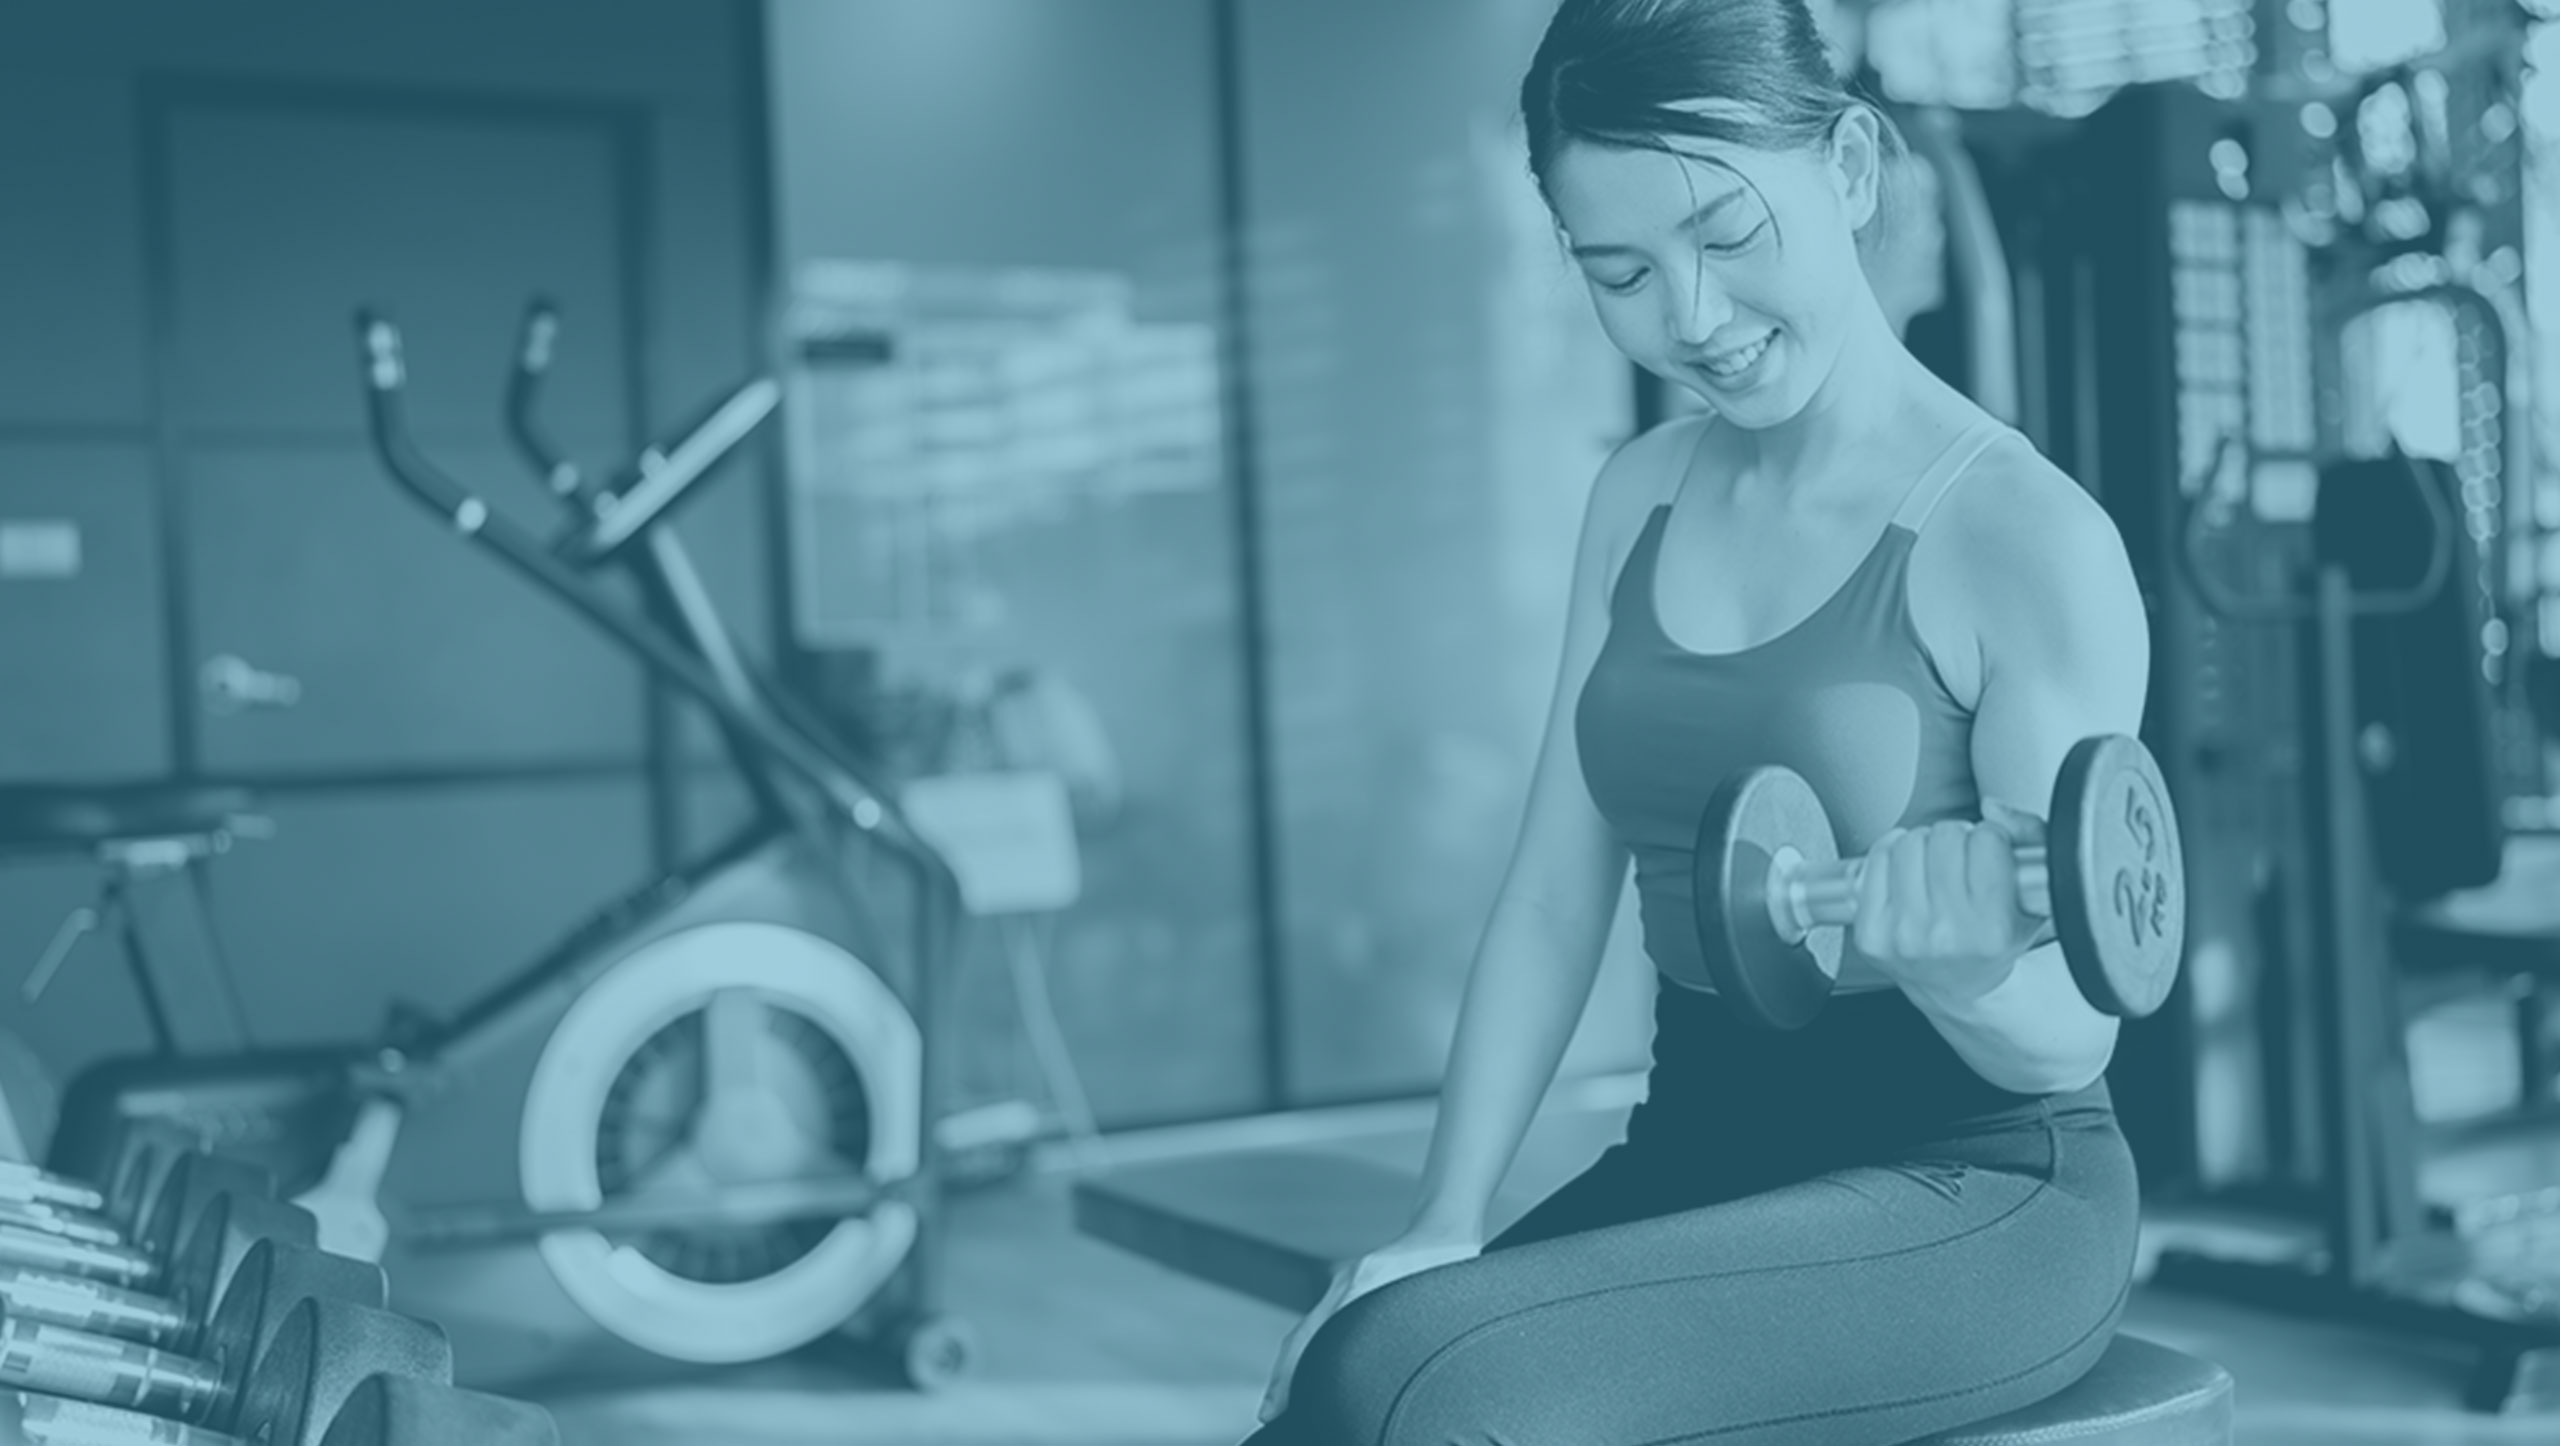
[0,1143,554,1446]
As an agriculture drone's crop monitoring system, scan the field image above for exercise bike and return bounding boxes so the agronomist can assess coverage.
[42,305,973,1391]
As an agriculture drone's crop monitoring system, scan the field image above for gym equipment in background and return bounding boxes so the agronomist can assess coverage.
[2031,35,2560,1408]
[2156,445,2560,1410]
[1690,734,2186,1031]
[34,309,973,1392]
[4,787,269,1066]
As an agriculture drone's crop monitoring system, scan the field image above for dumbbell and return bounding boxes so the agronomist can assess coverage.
[0,1168,101,1222]
[2,1206,376,1355]
[1,1121,255,1240]
[318,1376,559,1445]
[0,1121,210,1226]
[2,1150,276,1268]
[3,1238,385,1426]
[0,1294,477,1446]
[0,1139,207,1342]
[0,1155,315,1338]
[1691,733,2187,1031]
[1,1153,321,1377]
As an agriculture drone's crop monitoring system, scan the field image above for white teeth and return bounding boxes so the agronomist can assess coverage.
[1702,331,1774,377]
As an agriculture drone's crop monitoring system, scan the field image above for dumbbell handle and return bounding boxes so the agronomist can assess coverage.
[0,1166,105,1218]
[0,1228,157,1289]
[1,1312,224,1421]
[0,1266,191,1349]
[1771,845,2051,943]
[6,1388,245,1445]
[0,1201,124,1251]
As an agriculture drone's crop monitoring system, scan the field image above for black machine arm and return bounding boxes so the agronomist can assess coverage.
[356,309,949,884]
[504,296,792,825]
[2177,438,2457,625]
[504,297,783,570]
[501,300,910,821]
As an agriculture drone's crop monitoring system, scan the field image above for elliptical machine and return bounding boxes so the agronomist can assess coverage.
[46,306,972,1390]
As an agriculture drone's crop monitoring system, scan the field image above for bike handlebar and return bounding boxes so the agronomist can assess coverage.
[504,298,782,570]
[355,309,950,884]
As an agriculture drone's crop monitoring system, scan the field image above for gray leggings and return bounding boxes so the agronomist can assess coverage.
[1243,993,2141,1445]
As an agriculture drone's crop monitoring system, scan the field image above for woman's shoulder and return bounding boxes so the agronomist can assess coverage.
[1920,429,2125,588]
[1582,411,1714,587]
[1907,427,2145,687]
[1593,412,1716,532]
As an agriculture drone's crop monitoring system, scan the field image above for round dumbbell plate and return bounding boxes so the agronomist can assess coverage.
[1691,766,1841,1031]
[2049,735,2187,1018]
[233,1297,453,1446]
[203,1238,390,1430]
[318,1375,559,1446]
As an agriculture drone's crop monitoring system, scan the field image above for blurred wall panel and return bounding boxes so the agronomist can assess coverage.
[0,0,771,1088]
[766,0,1263,1127]
[183,444,651,774]
[161,106,645,775]
[0,444,169,781]
[0,78,150,429]
[1235,0,1651,1105]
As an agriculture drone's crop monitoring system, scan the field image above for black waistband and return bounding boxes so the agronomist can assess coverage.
[1631,984,2113,1159]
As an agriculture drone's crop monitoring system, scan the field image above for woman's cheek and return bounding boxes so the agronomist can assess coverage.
[1590,296,1656,367]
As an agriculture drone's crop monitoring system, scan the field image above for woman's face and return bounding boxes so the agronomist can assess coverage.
[1548,121,1879,429]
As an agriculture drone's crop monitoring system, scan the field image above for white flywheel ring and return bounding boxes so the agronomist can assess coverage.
[519,921,921,1363]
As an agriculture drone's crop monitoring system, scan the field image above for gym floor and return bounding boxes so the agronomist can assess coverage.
[528,1001,2560,1446]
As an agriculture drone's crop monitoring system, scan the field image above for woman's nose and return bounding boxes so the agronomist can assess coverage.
[1662,269,1733,349]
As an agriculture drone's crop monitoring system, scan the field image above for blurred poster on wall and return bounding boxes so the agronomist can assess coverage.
[762,0,1264,1132]
[784,258,1222,655]
[778,256,1261,1130]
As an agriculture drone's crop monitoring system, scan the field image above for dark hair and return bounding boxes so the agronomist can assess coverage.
[1520,0,1903,239]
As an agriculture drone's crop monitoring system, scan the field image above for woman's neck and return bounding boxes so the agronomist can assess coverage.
[1742,306,1945,508]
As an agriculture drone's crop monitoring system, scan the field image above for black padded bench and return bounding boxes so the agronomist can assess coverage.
[1075,1147,2234,1445]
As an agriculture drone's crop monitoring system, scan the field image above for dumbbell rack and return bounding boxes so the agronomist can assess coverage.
[1,1136,557,1443]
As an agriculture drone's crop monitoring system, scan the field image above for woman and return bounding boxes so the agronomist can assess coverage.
[1245,1,2152,1441]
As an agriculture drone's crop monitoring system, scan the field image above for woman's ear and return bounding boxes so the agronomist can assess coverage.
[1828,105,1885,232]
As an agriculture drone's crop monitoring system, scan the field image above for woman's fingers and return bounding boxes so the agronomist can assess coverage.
[1260,1273,1352,1421]
[1853,827,1904,959]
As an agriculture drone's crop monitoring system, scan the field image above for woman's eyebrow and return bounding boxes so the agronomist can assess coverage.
[1569,189,1749,259]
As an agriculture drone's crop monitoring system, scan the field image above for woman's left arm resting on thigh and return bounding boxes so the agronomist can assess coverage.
[1910,456,2153,1095]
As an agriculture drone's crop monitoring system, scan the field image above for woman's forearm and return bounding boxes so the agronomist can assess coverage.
[1407,891,1612,1239]
[1906,942,2117,1095]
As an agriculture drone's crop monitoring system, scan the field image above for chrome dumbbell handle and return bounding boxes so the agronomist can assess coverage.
[0,1266,191,1349]
[0,1312,224,1420]
[1768,845,2054,944]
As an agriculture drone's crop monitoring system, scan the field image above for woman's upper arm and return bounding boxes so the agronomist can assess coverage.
[1946,456,2152,823]
[1497,423,1684,934]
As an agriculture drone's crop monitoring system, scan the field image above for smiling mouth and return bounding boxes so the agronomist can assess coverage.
[1695,330,1776,379]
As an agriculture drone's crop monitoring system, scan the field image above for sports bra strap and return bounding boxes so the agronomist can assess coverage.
[1891,419,2009,534]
